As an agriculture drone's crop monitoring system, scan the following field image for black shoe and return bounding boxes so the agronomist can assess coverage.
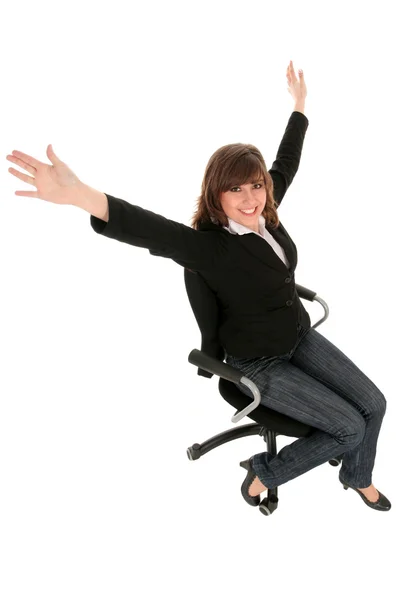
[339,474,391,511]
[240,457,262,506]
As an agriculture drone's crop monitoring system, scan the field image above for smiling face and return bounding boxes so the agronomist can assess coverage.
[219,177,267,233]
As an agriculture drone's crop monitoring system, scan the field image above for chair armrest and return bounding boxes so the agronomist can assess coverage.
[296,283,329,329]
[188,349,261,423]
[295,283,317,301]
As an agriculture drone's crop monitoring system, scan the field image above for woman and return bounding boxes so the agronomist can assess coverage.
[6,61,390,511]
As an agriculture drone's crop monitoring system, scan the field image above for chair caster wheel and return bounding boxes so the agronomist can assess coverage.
[259,494,278,515]
[187,443,202,460]
[329,453,345,467]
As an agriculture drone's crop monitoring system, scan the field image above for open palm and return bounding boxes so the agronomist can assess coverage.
[6,144,82,205]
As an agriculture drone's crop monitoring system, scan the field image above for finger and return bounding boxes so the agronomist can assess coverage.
[9,150,43,171]
[6,154,37,175]
[47,144,64,166]
[15,190,39,198]
[8,166,36,186]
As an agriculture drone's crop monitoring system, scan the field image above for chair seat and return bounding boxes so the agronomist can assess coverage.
[218,378,315,438]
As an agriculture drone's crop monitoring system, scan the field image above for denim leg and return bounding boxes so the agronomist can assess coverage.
[226,326,387,489]
[289,326,387,487]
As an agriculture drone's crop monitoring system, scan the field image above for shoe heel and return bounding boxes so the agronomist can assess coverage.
[240,460,249,470]
[342,483,349,490]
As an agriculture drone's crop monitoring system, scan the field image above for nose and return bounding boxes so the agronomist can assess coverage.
[240,190,256,206]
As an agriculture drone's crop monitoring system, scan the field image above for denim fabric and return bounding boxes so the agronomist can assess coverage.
[226,324,387,489]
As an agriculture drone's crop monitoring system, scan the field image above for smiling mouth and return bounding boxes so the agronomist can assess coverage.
[239,206,258,215]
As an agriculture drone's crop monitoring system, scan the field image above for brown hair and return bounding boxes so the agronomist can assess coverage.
[190,143,280,231]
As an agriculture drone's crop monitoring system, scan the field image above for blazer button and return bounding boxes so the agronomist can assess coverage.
[285,277,291,283]
[286,300,293,306]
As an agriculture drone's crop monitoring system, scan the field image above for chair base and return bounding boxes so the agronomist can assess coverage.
[187,423,344,516]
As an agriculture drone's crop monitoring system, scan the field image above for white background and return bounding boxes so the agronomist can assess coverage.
[1,0,404,598]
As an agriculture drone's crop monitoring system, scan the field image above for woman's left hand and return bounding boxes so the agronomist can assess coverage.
[286,60,307,102]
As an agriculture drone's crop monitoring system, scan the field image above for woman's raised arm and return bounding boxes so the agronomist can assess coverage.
[6,145,228,271]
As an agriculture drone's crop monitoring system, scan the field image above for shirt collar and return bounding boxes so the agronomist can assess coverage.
[222,214,267,237]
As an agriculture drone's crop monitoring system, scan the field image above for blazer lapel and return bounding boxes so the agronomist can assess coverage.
[267,221,297,271]
[199,219,296,273]
[237,221,296,273]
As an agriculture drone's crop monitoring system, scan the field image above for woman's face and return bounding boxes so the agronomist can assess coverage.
[219,177,266,233]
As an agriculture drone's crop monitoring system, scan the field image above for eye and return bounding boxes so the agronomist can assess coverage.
[230,183,263,192]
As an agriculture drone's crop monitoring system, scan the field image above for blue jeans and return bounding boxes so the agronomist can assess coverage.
[225,324,387,489]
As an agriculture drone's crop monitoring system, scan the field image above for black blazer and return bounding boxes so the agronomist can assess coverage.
[90,111,311,374]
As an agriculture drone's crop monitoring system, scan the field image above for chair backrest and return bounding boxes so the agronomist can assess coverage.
[183,268,225,378]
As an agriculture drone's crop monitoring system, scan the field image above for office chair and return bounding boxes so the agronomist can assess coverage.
[184,270,344,516]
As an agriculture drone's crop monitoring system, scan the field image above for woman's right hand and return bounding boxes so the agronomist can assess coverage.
[6,144,83,206]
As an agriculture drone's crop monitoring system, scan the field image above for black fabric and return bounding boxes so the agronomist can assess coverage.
[90,111,311,375]
[183,267,311,378]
